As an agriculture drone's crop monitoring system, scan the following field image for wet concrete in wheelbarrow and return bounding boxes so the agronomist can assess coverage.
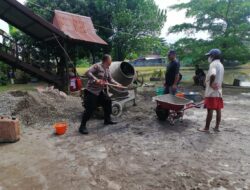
[0,87,250,190]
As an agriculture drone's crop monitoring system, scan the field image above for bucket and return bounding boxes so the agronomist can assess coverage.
[176,92,185,98]
[156,87,165,96]
[53,122,67,135]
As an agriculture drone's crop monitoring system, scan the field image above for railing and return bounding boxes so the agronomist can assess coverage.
[0,33,58,74]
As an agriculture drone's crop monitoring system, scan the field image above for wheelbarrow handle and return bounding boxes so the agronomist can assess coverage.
[183,101,204,111]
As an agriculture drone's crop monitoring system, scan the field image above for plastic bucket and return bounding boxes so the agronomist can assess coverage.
[156,87,165,96]
[176,92,185,98]
[53,122,68,135]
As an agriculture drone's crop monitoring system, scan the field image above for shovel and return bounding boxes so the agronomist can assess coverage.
[105,83,128,89]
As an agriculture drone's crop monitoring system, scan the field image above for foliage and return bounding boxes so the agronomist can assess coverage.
[0,75,8,86]
[109,0,167,60]
[127,37,169,59]
[151,69,163,78]
[9,25,21,38]
[170,0,250,65]
[0,70,8,86]
[25,0,167,61]
[0,61,9,86]
[153,38,169,57]
[126,52,139,61]
[172,38,211,66]
[75,58,91,68]
[9,25,36,47]
[15,70,31,84]
[0,61,9,74]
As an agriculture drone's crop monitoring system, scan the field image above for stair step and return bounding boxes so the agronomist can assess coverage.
[0,51,63,86]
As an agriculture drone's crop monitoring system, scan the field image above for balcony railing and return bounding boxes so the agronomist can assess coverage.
[0,33,59,74]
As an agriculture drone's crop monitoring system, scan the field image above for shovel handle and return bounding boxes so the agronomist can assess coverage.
[183,101,204,111]
[105,83,128,89]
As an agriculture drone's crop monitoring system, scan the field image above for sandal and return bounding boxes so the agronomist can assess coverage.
[198,128,210,133]
[213,128,220,132]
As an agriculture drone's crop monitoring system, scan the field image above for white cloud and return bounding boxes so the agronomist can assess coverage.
[19,0,26,3]
[0,20,9,33]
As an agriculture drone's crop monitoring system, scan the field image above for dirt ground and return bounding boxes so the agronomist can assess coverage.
[0,85,250,190]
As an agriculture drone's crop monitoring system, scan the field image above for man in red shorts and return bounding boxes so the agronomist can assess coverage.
[199,49,224,132]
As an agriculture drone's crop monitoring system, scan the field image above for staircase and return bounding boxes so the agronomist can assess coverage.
[0,33,64,87]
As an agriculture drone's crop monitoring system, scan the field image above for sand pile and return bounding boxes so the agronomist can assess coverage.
[0,90,83,126]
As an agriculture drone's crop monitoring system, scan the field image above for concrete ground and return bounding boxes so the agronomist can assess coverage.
[0,85,250,190]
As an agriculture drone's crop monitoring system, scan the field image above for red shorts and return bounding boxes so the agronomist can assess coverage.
[204,97,224,110]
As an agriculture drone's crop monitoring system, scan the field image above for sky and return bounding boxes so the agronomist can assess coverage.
[0,0,209,43]
[154,0,209,43]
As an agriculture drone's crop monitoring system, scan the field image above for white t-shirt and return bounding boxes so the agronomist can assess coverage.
[205,60,224,97]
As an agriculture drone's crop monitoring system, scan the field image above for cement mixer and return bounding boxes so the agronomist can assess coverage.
[110,61,135,86]
[108,61,135,98]
[81,61,140,117]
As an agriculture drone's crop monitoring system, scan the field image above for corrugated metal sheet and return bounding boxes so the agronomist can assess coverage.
[53,10,107,45]
[0,0,66,41]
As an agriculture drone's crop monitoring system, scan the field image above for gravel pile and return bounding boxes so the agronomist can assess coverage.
[0,90,83,126]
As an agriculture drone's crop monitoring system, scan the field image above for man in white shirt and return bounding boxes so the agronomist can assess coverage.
[199,49,224,132]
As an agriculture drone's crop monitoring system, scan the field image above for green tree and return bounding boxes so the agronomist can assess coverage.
[170,0,250,65]
[0,61,9,86]
[110,0,167,60]
[26,0,167,61]
[127,37,169,59]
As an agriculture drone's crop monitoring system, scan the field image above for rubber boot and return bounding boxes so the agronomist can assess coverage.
[79,124,89,135]
[104,116,117,125]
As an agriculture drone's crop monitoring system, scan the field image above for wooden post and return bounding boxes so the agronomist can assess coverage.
[15,40,18,60]
[63,41,70,94]
[91,49,95,64]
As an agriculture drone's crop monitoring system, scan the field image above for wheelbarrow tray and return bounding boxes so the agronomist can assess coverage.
[153,94,193,111]
[184,92,203,103]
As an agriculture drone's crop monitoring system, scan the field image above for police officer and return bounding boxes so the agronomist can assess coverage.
[79,54,122,135]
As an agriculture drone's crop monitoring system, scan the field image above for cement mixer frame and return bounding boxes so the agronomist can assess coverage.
[81,87,137,117]
[81,61,143,117]
[109,87,137,117]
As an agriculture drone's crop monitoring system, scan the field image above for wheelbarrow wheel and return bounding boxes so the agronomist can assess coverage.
[112,102,123,117]
[156,106,169,121]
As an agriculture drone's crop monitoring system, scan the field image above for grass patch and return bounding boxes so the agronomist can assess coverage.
[239,62,250,68]
[135,66,165,73]
[77,66,165,75]
[75,65,250,85]
[76,67,88,75]
[77,66,198,76]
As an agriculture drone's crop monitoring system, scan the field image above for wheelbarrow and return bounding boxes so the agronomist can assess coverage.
[153,94,204,125]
